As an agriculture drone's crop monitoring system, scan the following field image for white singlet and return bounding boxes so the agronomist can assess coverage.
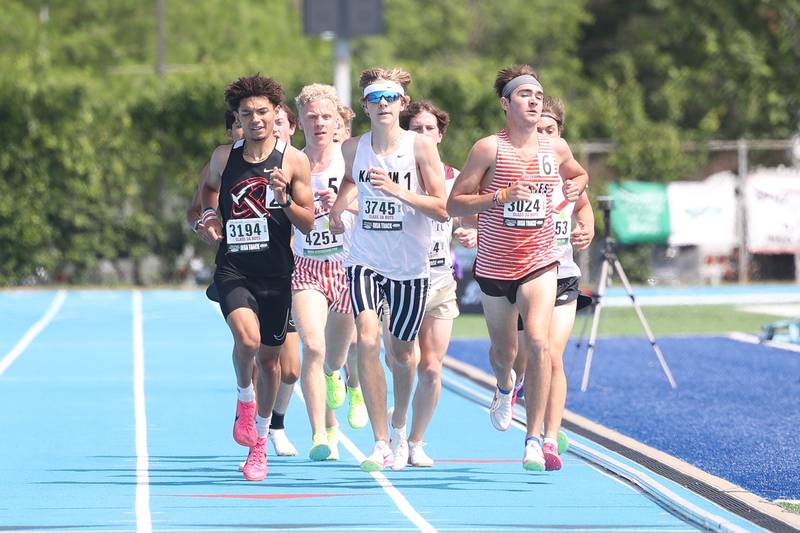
[552,179,581,279]
[293,144,353,261]
[428,165,457,290]
[345,130,432,280]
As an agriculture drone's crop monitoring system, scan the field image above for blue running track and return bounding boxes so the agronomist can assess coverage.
[0,290,771,532]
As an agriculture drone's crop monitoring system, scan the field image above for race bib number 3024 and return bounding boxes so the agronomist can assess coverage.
[503,193,546,228]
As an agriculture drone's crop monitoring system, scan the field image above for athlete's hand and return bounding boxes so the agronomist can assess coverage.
[369,167,403,199]
[453,227,477,248]
[317,189,337,211]
[571,220,594,251]
[199,219,224,244]
[269,166,289,204]
[562,179,581,202]
[505,181,533,202]
[329,208,345,234]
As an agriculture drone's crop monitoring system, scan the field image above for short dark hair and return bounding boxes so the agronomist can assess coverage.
[224,73,284,113]
[400,100,450,136]
[494,64,539,98]
[541,96,565,135]
[224,110,236,130]
[276,102,296,128]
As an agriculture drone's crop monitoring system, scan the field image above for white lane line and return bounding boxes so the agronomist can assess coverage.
[293,388,437,533]
[727,331,800,353]
[441,370,750,533]
[132,291,153,533]
[0,290,66,376]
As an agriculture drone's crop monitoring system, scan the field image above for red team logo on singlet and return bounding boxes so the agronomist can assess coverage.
[230,177,271,219]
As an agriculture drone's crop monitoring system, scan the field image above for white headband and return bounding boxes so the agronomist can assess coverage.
[501,75,543,99]
[363,82,405,97]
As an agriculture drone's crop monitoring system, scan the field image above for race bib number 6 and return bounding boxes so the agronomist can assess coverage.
[362,196,404,231]
[539,152,558,176]
[226,217,269,253]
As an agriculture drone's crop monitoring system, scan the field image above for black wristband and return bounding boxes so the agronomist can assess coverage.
[277,196,292,208]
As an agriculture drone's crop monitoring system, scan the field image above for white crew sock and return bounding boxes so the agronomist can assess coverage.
[237,384,255,402]
[256,415,271,438]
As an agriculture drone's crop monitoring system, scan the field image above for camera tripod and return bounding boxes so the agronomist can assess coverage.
[580,197,678,392]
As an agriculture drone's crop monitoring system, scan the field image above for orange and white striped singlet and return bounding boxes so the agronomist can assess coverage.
[474,129,562,280]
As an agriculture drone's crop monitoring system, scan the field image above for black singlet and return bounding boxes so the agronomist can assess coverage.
[215,138,293,278]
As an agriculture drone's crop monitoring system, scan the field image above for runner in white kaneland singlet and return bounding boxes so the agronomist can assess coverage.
[328,68,448,473]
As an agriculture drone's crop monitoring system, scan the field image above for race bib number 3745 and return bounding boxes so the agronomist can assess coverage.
[362,196,404,231]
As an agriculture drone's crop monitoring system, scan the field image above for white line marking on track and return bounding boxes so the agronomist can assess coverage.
[0,289,66,376]
[727,331,800,353]
[293,387,437,533]
[441,370,750,533]
[132,291,153,533]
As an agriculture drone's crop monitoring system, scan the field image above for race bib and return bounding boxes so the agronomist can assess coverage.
[264,188,282,210]
[226,217,269,253]
[554,211,571,247]
[428,238,447,267]
[539,152,558,176]
[362,196,404,231]
[503,193,546,228]
[303,217,343,257]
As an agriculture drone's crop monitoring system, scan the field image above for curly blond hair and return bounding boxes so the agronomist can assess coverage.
[295,83,340,112]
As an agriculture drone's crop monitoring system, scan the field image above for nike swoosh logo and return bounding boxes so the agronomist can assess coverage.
[557,294,569,301]
[273,310,290,342]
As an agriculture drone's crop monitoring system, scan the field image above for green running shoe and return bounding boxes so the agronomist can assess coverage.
[347,386,369,429]
[325,371,346,409]
[309,432,331,461]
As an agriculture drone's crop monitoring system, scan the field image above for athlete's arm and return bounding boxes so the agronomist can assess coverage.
[197,144,231,243]
[273,148,314,235]
[329,137,360,234]
[447,136,497,216]
[571,191,595,251]
[186,162,208,229]
[553,137,588,202]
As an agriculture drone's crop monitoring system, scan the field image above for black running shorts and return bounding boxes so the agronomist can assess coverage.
[213,265,293,346]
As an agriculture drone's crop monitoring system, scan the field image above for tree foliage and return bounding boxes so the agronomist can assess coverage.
[0,0,797,284]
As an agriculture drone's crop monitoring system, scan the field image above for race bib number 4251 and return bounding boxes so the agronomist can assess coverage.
[362,196,403,231]
[226,217,269,253]
[303,218,343,257]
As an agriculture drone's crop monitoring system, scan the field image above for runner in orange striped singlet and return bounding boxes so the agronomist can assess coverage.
[448,64,588,472]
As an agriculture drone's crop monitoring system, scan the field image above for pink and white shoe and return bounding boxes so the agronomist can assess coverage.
[233,400,258,447]
[360,441,393,472]
[242,437,268,481]
[542,441,563,471]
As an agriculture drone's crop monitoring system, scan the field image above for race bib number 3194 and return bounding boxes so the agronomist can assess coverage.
[226,217,269,253]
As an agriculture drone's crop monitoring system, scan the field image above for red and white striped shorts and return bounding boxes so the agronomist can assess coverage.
[292,256,352,314]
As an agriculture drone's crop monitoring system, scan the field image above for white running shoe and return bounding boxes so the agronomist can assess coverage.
[523,438,546,472]
[408,441,433,467]
[361,440,393,472]
[389,425,409,471]
[268,428,298,456]
[489,369,516,431]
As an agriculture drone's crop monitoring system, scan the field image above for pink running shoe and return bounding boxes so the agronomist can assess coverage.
[542,441,563,471]
[242,437,268,481]
[233,400,258,447]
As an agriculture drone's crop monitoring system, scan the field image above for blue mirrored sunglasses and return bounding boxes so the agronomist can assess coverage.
[365,90,402,104]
